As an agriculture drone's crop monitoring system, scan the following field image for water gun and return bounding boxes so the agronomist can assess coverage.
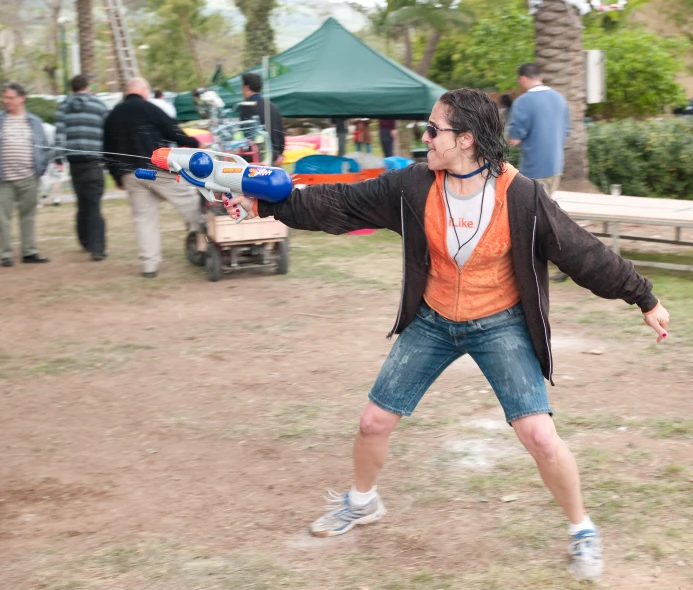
[134,148,292,222]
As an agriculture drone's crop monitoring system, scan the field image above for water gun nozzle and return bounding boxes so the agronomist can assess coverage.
[151,148,171,170]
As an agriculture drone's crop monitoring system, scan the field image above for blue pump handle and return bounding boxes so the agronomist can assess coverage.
[135,169,157,180]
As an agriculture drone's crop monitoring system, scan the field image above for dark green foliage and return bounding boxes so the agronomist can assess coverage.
[506,144,520,168]
[26,97,59,124]
[587,117,693,199]
[427,2,533,91]
[137,0,212,91]
[236,0,278,70]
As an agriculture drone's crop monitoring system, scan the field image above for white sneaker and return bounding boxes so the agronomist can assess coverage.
[568,528,604,581]
[309,489,386,537]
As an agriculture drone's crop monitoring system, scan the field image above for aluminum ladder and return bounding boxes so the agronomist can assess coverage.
[103,0,140,91]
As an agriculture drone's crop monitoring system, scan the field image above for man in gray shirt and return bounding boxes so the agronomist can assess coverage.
[0,83,50,267]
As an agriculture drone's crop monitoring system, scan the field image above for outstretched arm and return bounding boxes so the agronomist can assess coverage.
[225,169,408,235]
[151,105,198,148]
[537,190,670,342]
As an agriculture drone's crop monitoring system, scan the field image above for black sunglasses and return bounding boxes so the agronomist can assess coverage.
[425,123,460,139]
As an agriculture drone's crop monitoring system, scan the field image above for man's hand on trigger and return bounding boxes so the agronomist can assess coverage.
[643,303,670,343]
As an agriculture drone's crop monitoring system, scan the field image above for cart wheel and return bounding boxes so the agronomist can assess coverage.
[185,231,205,267]
[274,240,289,275]
[206,245,223,282]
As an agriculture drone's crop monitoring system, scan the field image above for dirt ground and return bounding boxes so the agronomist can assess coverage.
[1,200,692,589]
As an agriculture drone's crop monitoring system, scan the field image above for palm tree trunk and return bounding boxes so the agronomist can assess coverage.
[415,28,441,77]
[180,10,204,86]
[76,0,96,78]
[236,0,278,69]
[46,0,62,95]
[534,0,588,183]
[402,27,413,70]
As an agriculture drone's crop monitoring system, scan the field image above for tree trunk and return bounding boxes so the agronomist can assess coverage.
[43,65,59,95]
[180,9,204,86]
[46,0,62,95]
[236,0,277,69]
[402,27,413,70]
[534,0,590,185]
[76,0,96,78]
[415,28,441,77]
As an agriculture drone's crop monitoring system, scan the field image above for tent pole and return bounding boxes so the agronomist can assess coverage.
[263,55,272,166]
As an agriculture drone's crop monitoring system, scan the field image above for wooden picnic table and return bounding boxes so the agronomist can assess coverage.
[552,191,693,272]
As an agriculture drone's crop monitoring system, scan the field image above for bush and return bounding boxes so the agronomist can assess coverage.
[584,29,688,119]
[26,97,59,125]
[428,4,534,91]
[587,117,693,199]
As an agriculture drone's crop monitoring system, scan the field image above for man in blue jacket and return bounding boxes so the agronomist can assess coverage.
[508,63,570,197]
[0,83,50,267]
[508,63,570,280]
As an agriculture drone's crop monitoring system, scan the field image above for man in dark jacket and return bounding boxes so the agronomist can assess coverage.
[54,74,109,260]
[103,77,200,278]
[239,73,285,167]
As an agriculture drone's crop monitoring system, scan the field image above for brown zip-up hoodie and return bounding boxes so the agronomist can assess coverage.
[259,163,658,384]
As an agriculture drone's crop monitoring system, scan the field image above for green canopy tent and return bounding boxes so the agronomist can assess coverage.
[174,17,448,122]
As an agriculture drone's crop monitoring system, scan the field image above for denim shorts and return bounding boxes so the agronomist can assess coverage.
[369,301,552,423]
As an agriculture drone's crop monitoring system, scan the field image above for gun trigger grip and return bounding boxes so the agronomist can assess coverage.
[198,187,217,202]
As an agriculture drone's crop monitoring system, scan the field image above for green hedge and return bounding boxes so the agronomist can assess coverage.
[26,97,59,125]
[587,117,693,200]
[504,118,693,200]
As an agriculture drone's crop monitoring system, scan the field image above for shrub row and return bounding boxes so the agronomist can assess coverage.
[587,117,693,199]
[26,97,59,125]
[505,117,693,200]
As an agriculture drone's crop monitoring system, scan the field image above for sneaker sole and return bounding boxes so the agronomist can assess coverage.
[310,505,387,538]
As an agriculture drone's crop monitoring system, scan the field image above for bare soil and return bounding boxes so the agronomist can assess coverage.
[1,201,692,589]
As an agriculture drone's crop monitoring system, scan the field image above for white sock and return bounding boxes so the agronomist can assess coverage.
[568,515,595,536]
[349,485,377,507]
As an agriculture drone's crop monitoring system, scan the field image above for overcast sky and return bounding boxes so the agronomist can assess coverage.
[205,0,385,49]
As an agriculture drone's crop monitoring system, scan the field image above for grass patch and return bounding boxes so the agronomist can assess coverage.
[651,418,693,439]
[557,413,693,440]
[289,230,401,289]
[0,340,158,380]
[398,415,459,431]
[272,403,321,439]
[557,413,636,431]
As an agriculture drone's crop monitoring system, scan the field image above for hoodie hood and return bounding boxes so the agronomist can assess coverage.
[63,93,92,114]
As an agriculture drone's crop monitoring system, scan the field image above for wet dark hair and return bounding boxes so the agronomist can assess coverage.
[437,88,506,176]
[154,88,164,99]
